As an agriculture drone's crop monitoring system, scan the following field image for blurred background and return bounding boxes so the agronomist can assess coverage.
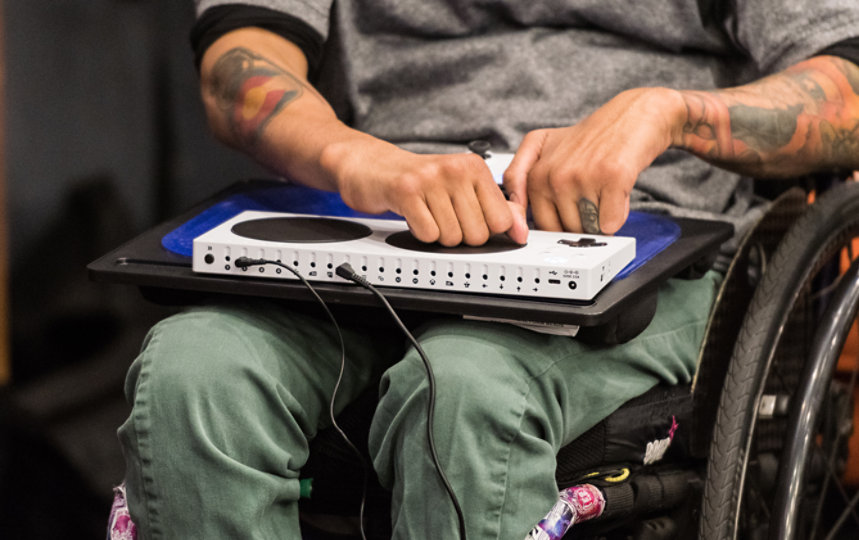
[0,1,267,537]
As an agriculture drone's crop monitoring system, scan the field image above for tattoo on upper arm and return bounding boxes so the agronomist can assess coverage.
[208,47,304,147]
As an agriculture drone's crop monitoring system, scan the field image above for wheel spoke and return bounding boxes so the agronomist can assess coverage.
[823,488,859,540]
[813,311,859,537]
[809,439,859,530]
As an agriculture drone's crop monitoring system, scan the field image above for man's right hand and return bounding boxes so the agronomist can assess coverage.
[321,139,528,247]
[200,28,527,247]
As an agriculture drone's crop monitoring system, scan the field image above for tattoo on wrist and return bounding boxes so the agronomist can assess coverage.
[208,47,304,147]
[578,198,601,234]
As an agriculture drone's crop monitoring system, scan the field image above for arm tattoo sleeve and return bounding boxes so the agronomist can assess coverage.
[677,56,859,174]
[208,47,304,147]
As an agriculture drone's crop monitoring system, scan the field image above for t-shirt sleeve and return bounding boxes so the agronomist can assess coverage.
[190,4,326,72]
[819,36,859,67]
[196,0,332,39]
[727,1,859,73]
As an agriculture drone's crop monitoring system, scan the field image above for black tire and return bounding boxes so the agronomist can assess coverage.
[700,181,859,540]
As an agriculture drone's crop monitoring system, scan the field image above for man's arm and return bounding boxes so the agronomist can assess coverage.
[199,28,527,246]
[677,55,859,177]
[505,55,859,235]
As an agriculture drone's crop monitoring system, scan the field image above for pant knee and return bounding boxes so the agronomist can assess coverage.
[125,308,273,420]
[119,306,318,536]
[382,333,529,425]
[368,322,561,539]
[370,323,539,484]
[120,305,326,485]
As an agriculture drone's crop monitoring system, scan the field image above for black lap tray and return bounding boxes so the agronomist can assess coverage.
[88,179,733,332]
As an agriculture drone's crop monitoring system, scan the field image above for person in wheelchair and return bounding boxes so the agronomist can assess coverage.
[114,1,859,538]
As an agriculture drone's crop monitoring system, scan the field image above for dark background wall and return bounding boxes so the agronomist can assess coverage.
[1,1,266,536]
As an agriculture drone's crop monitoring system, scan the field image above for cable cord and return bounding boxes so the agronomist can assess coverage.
[335,262,468,540]
[234,257,370,540]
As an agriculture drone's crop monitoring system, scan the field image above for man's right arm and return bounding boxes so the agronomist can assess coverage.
[198,28,526,246]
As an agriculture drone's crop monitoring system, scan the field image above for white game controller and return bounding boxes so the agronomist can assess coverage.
[485,152,514,185]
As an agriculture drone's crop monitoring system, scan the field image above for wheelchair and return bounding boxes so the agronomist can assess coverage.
[299,179,859,540]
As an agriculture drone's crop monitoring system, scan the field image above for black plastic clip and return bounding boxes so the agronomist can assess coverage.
[467,139,491,159]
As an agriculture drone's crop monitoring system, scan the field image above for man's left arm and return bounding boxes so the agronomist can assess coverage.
[677,55,859,178]
[505,55,859,235]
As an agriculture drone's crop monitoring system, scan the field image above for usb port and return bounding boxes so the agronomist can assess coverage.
[548,279,561,285]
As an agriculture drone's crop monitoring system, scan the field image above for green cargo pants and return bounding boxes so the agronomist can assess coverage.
[118,271,719,539]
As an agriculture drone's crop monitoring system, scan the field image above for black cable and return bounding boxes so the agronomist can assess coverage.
[335,262,468,540]
[234,257,370,540]
[235,257,468,538]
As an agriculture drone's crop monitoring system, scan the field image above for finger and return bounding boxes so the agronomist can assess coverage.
[505,199,529,245]
[448,156,502,246]
[554,187,586,233]
[452,186,491,246]
[475,181,514,237]
[547,171,588,233]
[399,195,441,244]
[504,130,546,209]
[577,197,602,234]
[597,187,630,235]
[425,191,464,246]
[529,190,563,232]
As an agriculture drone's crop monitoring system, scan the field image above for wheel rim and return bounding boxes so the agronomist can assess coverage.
[739,227,859,540]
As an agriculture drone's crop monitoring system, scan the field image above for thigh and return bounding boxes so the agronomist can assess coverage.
[125,299,399,430]
[119,298,402,538]
[369,273,719,539]
[388,271,719,444]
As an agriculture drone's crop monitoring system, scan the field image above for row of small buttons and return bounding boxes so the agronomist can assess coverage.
[203,251,577,290]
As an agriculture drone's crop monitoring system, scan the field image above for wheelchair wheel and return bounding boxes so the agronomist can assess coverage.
[700,181,859,540]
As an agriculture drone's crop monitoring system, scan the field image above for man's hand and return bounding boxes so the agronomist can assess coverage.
[321,139,529,246]
[504,88,683,235]
[505,56,859,236]
[201,29,527,247]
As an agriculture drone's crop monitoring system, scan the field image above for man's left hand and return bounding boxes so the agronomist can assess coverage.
[504,87,684,235]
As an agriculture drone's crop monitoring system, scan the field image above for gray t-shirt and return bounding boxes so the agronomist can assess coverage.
[195,0,859,256]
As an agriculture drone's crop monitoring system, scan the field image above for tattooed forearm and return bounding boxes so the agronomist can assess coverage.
[676,56,859,176]
[787,69,827,102]
[820,119,859,161]
[208,47,304,147]
[728,103,803,154]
